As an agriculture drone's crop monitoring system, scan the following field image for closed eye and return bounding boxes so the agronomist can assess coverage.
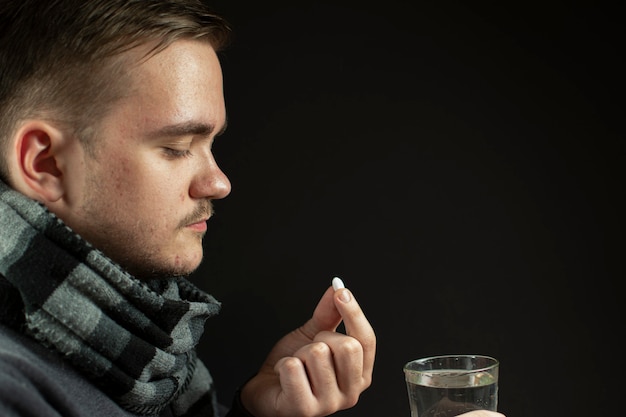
[162,147,192,158]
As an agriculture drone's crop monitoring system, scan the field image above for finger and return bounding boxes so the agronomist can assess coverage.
[273,356,315,406]
[291,341,340,401]
[301,286,343,339]
[314,330,364,394]
[274,353,346,416]
[332,287,376,380]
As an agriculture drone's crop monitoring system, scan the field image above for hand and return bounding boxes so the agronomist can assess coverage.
[240,284,376,417]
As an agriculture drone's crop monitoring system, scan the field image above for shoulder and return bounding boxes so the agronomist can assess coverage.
[0,324,57,389]
[0,324,138,417]
[0,323,79,388]
[0,325,61,416]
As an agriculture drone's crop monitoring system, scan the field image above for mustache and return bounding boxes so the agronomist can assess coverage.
[178,200,214,228]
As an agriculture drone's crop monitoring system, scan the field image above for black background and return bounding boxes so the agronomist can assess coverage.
[192,2,624,416]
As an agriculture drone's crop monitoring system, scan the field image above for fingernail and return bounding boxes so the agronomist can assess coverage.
[338,289,351,303]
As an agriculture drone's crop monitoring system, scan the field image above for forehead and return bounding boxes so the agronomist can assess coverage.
[117,39,225,131]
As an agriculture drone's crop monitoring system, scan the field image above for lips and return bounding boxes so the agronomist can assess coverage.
[187,219,208,232]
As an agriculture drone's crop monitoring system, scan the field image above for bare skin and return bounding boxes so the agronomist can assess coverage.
[241,286,376,417]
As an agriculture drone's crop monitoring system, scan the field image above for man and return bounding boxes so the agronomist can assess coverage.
[0,1,500,417]
[0,1,374,416]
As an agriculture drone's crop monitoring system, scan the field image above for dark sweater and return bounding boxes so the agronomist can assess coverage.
[0,324,242,417]
[0,324,171,416]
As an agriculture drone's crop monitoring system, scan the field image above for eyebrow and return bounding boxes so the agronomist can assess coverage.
[147,118,228,139]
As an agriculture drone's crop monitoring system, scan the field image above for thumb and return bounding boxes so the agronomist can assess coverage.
[300,285,342,338]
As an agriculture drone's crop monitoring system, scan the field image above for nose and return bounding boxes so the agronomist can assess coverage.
[189,153,231,200]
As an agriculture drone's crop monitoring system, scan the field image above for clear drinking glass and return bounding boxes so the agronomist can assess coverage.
[404,355,499,417]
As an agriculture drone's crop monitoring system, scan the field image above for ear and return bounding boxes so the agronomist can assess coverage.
[13,121,68,203]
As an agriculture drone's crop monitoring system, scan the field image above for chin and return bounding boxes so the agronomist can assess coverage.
[134,265,197,280]
[122,254,203,280]
[173,253,203,274]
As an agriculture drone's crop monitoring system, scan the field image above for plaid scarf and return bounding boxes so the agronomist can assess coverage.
[0,180,221,417]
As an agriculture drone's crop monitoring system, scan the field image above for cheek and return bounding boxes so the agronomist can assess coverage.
[103,157,148,203]
[99,152,191,217]
[112,167,131,193]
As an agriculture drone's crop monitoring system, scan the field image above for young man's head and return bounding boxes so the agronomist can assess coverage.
[0,0,232,278]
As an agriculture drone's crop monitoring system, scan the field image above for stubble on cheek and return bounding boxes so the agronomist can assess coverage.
[81,160,206,277]
[79,175,155,276]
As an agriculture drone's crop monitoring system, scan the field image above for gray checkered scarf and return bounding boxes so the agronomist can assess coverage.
[0,180,221,417]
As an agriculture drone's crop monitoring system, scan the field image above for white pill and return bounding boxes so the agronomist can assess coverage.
[332,277,345,291]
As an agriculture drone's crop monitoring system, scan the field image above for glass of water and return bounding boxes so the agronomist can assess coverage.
[404,355,499,417]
